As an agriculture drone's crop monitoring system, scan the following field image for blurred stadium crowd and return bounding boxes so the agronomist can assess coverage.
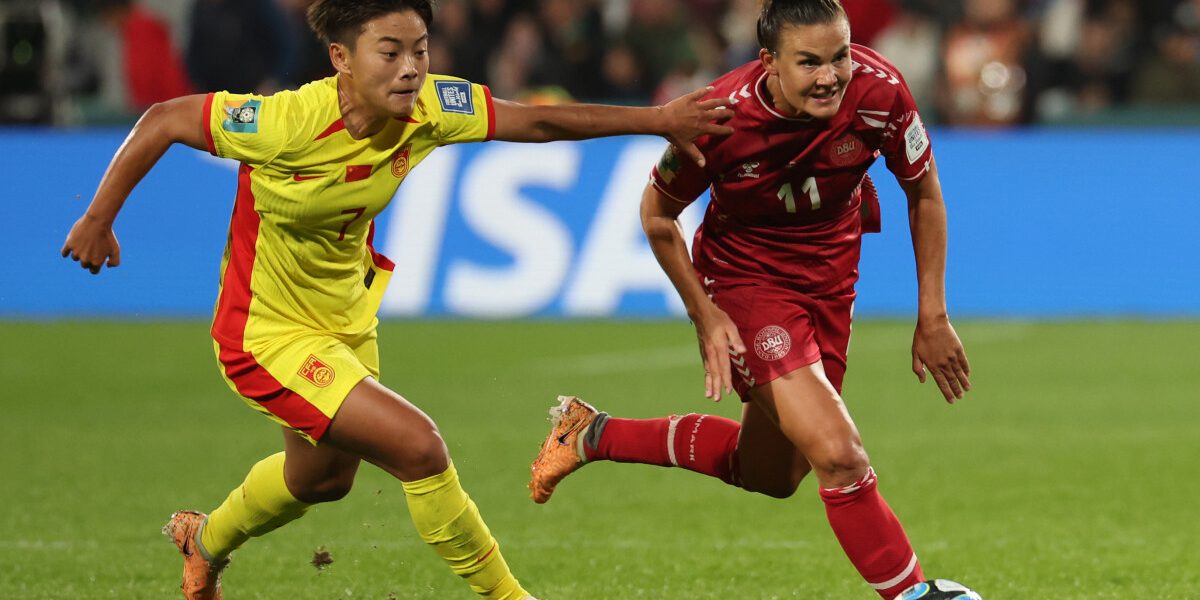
[2,0,1198,127]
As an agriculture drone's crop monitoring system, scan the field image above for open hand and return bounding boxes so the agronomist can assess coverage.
[912,316,971,403]
[658,87,734,168]
[693,303,747,401]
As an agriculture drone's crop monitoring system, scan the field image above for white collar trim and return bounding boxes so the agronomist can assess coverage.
[754,72,814,122]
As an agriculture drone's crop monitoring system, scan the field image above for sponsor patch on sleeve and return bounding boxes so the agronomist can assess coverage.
[904,112,929,164]
[222,99,261,133]
[435,80,474,115]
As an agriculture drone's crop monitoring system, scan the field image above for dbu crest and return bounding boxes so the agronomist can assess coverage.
[753,325,791,361]
[829,134,865,167]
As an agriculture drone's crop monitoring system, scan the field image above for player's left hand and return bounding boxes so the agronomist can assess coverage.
[657,87,734,168]
[912,316,971,403]
[692,302,746,402]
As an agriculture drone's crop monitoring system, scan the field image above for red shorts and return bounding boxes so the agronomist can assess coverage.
[706,281,855,398]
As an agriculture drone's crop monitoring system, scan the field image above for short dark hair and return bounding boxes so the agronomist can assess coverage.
[306,0,435,47]
[756,0,847,53]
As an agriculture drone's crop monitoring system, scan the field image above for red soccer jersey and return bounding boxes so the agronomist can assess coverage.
[651,44,933,297]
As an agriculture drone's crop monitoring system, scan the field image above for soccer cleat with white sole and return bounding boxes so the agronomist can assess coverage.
[529,395,602,504]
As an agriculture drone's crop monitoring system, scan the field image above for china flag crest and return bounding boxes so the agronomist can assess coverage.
[391,144,412,179]
[299,355,336,388]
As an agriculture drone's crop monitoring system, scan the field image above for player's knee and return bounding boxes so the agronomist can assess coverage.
[402,428,450,479]
[294,473,356,504]
[740,470,805,499]
[808,439,870,485]
[746,479,801,499]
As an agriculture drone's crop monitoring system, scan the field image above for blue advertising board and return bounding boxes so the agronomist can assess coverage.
[2,128,1197,318]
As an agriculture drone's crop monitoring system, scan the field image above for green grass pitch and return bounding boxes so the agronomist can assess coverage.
[1,320,1197,599]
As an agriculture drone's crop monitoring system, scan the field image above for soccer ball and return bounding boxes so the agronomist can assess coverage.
[893,579,982,600]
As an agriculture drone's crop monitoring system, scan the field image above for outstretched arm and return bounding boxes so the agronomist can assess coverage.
[491,87,733,167]
[641,183,746,401]
[61,94,209,274]
[900,158,972,403]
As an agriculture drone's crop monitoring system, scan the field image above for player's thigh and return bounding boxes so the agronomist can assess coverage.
[281,427,362,503]
[736,400,812,498]
[747,362,868,486]
[323,377,450,482]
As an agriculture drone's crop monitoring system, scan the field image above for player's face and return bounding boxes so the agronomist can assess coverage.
[344,10,430,118]
[762,19,853,120]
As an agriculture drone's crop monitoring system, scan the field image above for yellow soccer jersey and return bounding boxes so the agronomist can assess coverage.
[205,74,494,351]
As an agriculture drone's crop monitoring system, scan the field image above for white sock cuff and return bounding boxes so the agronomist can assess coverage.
[868,553,918,591]
[821,466,878,495]
[665,415,683,466]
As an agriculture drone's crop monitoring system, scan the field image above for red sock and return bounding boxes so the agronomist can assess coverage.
[586,414,741,486]
[819,468,923,599]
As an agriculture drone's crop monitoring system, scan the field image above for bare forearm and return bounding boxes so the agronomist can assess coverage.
[491,89,731,166]
[908,192,949,321]
[898,157,951,321]
[642,214,710,322]
[516,103,664,142]
[86,95,208,225]
[910,210,946,317]
[86,110,174,225]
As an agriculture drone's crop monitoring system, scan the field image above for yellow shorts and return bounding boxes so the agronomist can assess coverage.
[213,328,379,444]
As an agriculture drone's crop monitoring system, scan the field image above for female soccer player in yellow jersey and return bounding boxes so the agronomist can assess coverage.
[59,1,732,598]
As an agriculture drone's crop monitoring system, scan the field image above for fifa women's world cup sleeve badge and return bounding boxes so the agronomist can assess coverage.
[222,99,262,133]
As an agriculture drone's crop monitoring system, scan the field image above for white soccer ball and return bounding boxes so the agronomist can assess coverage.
[893,579,983,600]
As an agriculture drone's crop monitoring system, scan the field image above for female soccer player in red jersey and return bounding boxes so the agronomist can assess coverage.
[530,1,972,598]
[59,1,732,598]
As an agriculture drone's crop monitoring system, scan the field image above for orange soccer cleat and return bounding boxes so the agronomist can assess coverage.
[529,395,602,504]
[162,511,230,600]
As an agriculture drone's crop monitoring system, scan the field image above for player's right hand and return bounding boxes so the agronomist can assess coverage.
[61,214,121,275]
[692,303,747,402]
[658,86,735,168]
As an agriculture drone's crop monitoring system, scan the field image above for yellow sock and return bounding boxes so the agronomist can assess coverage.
[199,452,311,560]
[402,463,528,600]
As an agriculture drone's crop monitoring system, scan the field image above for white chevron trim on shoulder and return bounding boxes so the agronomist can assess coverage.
[860,116,888,128]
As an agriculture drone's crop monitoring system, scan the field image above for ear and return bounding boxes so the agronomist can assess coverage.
[759,48,778,76]
[329,42,353,76]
